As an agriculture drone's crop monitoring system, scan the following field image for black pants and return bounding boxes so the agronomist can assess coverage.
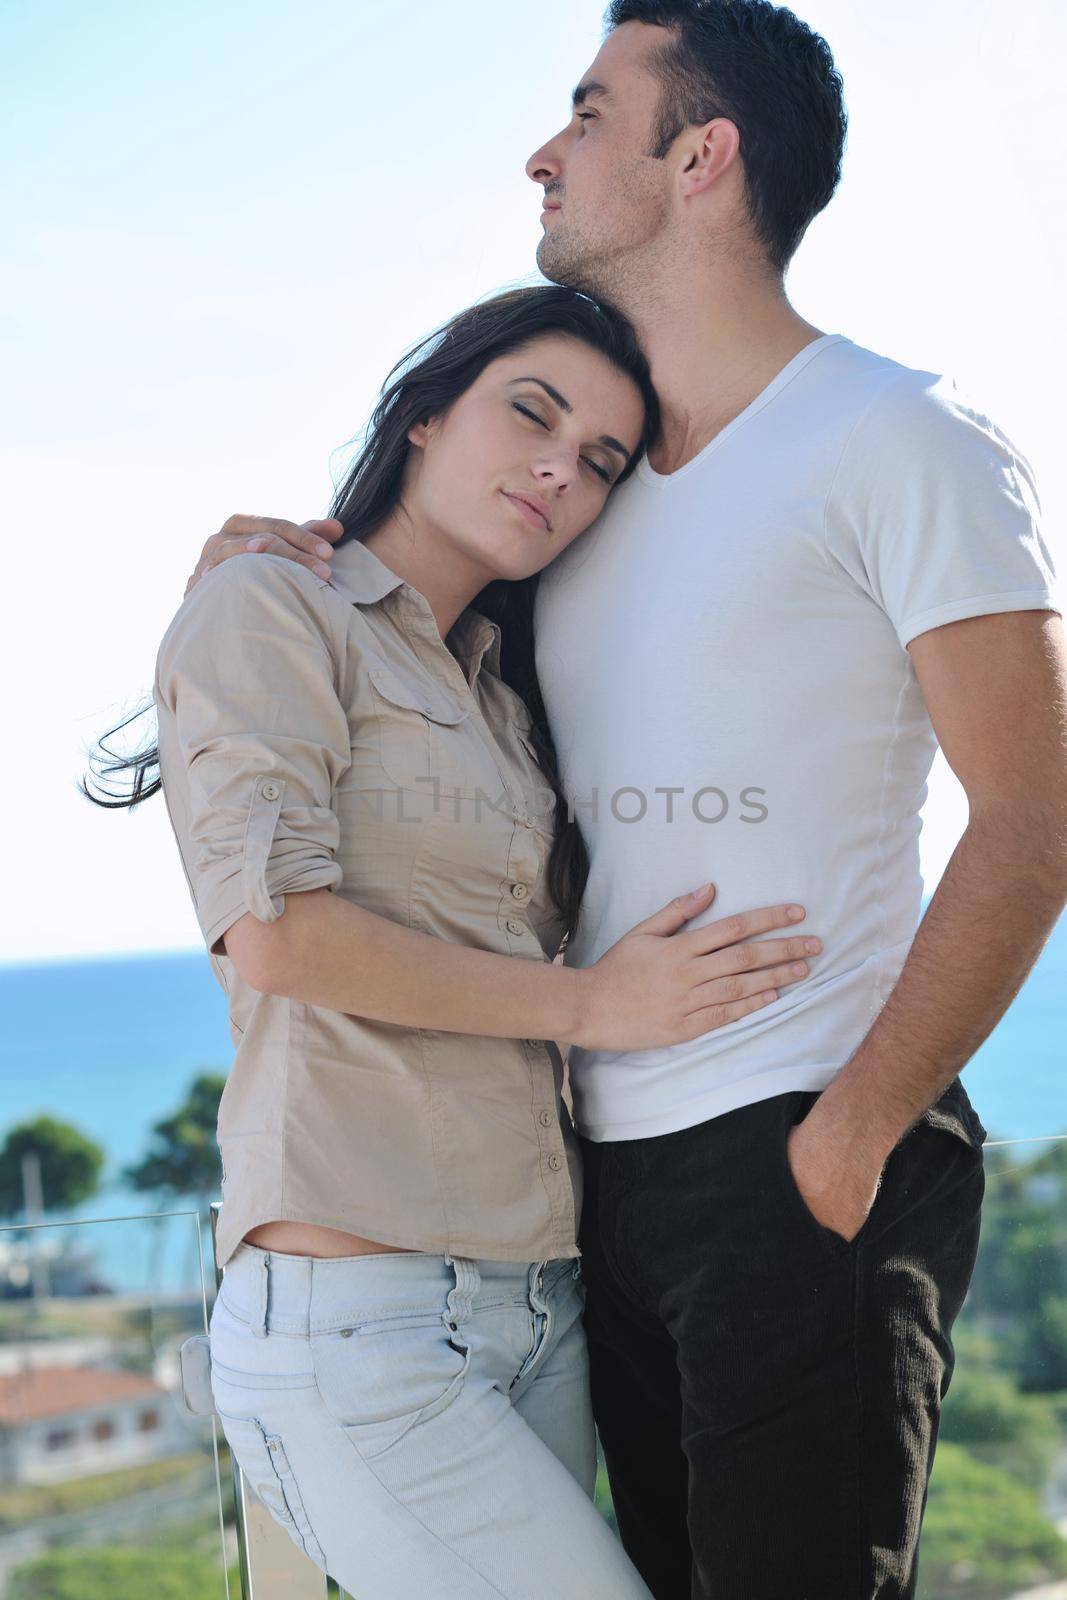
[578,1079,987,1600]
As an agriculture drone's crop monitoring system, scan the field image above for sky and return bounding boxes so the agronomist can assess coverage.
[2,0,1064,965]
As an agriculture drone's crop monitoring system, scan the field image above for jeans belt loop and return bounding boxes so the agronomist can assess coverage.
[249,1250,269,1339]
[443,1255,479,1348]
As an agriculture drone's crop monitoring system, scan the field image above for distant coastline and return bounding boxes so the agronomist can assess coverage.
[1,909,1064,1293]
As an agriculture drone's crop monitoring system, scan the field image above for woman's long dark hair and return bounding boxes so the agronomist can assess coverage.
[83,283,661,945]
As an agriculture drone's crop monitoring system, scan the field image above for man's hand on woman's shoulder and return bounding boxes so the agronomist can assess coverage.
[184,514,342,599]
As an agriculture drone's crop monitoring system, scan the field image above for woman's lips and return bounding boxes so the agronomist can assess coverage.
[503,491,550,533]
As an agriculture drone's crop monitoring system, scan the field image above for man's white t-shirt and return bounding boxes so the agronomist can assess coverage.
[533,333,1062,1142]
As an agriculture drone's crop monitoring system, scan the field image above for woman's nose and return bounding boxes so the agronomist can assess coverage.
[532,452,574,490]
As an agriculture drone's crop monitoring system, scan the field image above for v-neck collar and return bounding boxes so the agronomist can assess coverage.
[636,333,846,488]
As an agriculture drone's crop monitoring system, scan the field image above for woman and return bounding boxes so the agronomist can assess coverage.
[87,285,821,1597]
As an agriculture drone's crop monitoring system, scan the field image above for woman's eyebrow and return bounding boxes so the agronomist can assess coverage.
[506,377,633,464]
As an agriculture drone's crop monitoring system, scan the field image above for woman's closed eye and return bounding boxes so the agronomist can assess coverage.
[510,401,613,484]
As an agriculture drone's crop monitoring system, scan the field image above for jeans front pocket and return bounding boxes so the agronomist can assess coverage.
[310,1312,472,1461]
[215,1409,327,1570]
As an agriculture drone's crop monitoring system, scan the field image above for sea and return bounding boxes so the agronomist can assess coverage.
[1,900,1065,1295]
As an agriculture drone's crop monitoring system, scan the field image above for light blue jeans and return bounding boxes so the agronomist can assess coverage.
[209,1242,654,1598]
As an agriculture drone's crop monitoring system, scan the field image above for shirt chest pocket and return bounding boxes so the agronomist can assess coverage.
[367,663,473,794]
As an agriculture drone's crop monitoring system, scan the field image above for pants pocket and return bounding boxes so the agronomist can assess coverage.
[215,1409,327,1570]
[775,1090,859,1254]
[310,1315,472,1461]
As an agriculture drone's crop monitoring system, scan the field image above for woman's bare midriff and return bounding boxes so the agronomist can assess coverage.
[243,1220,418,1257]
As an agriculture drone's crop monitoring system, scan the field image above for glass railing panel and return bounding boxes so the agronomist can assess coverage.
[920,1133,1067,1598]
[0,1209,230,1600]
[4,1131,1064,1600]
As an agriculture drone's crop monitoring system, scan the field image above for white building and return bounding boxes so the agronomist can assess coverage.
[0,1364,189,1486]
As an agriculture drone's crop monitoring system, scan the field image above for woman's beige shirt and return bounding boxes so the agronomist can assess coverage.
[153,539,581,1269]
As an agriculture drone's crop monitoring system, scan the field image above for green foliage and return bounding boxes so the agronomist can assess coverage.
[919,1442,1067,1598]
[7,1545,238,1600]
[594,1445,618,1533]
[959,1142,1067,1395]
[0,1115,104,1218]
[939,1352,1060,1489]
[1019,1292,1067,1391]
[0,1452,207,1531]
[123,1072,225,1208]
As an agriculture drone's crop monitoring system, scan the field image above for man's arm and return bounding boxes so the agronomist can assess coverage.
[791,608,1067,1240]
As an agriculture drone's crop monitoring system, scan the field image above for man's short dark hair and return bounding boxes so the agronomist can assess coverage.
[604,0,847,273]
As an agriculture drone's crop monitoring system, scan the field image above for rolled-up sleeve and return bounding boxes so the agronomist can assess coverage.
[154,555,352,957]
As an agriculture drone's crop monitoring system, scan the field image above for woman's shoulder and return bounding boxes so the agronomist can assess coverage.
[194,551,332,607]
[156,555,342,683]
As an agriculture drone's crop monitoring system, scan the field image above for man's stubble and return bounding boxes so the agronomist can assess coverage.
[533,169,674,317]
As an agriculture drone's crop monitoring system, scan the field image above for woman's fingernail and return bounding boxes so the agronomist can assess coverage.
[246,537,266,550]
[788,905,804,920]
[689,882,713,899]
[315,542,333,557]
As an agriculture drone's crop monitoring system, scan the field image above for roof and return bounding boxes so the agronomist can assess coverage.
[0,1365,165,1425]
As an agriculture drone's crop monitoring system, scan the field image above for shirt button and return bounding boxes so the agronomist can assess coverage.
[523,1038,540,1048]
[506,919,525,936]
[538,1109,552,1128]
[509,883,530,902]
[260,780,281,801]
[546,1153,563,1172]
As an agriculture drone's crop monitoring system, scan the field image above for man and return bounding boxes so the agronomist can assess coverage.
[188,3,1067,1594]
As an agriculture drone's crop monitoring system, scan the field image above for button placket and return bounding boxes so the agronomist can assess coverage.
[499,824,542,943]
[532,1080,567,1177]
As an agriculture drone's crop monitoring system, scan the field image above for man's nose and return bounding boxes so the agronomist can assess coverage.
[525,137,563,186]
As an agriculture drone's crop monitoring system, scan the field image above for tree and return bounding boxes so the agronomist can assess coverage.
[1019,1293,1067,1392]
[123,1072,225,1218]
[939,1348,1061,1491]
[920,1441,1067,1598]
[0,1116,104,1220]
